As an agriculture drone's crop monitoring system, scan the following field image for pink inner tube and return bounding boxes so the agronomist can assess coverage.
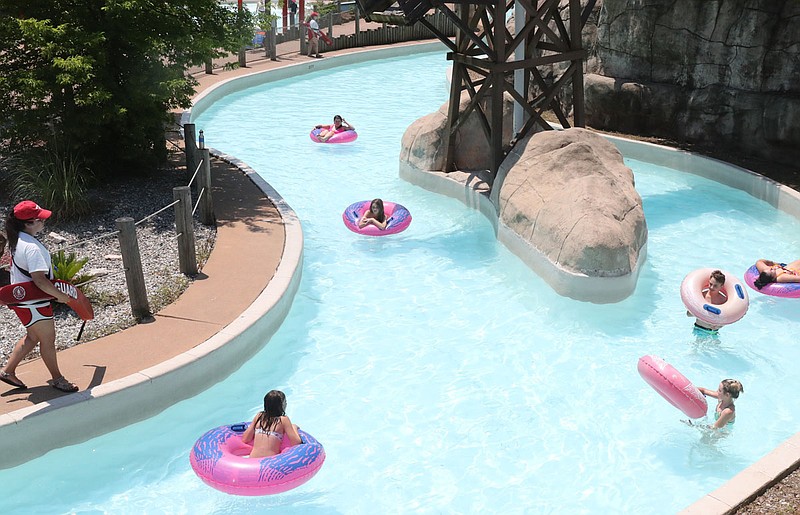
[679,268,749,326]
[342,200,412,236]
[744,264,800,298]
[190,423,325,496]
[309,127,358,144]
[637,355,707,419]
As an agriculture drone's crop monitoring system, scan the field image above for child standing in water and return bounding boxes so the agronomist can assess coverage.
[698,379,743,429]
[358,198,388,230]
[242,390,302,458]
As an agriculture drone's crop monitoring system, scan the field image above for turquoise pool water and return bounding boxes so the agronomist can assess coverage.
[2,50,799,514]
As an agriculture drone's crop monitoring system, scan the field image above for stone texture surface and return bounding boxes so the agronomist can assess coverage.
[400,90,514,172]
[493,127,646,277]
[585,0,800,166]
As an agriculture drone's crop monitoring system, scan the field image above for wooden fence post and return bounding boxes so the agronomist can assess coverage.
[184,123,197,182]
[116,217,152,321]
[198,147,215,225]
[173,186,198,275]
[354,5,360,45]
[268,23,277,61]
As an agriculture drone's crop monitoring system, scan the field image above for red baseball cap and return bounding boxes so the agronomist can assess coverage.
[13,200,52,221]
[311,11,319,16]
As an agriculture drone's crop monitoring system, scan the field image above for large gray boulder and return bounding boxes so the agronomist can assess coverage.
[400,90,514,173]
[491,128,647,301]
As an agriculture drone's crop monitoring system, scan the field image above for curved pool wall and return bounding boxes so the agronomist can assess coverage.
[399,165,647,303]
[184,41,445,126]
[0,154,304,469]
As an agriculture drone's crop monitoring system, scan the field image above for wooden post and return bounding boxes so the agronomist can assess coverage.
[300,20,307,55]
[198,148,215,225]
[328,12,333,39]
[116,217,151,321]
[173,186,198,275]
[268,23,277,60]
[354,4,360,45]
[570,0,585,127]
[184,123,197,182]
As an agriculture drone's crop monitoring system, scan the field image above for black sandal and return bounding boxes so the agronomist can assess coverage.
[0,371,27,389]
[47,376,78,392]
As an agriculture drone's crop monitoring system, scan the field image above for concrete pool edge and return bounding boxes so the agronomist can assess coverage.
[0,153,304,469]
[398,164,648,303]
[400,136,800,514]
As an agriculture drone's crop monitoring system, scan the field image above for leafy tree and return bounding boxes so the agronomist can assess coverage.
[0,1,254,176]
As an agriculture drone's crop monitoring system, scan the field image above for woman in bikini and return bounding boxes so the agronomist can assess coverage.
[241,390,303,458]
[0,201,78,392]
[357,198,388,230]
[315,115,355,142]
[753,259,800,289]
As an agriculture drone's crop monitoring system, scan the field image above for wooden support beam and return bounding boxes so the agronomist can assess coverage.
[437,3,495,58]
[570,0,585,127]
[490,0,506,176]
[450,49,586,72]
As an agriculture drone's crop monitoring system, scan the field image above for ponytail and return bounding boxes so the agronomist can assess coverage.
[753,271,772,290]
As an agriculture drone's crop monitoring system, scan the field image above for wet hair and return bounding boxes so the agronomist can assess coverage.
[369,198,385,223]
[333,115,343,122]
[710,270,725,285]
[753,271,774,290]
[721,379,743,399]
[4,209,27,255]
[256,389,287,432]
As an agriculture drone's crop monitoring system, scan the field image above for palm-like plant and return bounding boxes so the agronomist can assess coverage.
[51,250,95,287]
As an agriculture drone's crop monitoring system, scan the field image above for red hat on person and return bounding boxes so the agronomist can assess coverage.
[311,11,319,16]
[13,200,52,221]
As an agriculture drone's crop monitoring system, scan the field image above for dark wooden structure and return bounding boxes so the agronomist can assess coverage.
[355,0,597,179]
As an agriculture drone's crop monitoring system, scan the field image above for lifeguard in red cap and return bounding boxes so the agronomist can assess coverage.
[0,200,79,392]
[307,11,322,58]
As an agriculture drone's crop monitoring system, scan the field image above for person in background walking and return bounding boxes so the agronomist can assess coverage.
[307,11,322,58]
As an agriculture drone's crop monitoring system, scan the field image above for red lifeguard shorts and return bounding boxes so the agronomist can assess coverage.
[10,303,54,328]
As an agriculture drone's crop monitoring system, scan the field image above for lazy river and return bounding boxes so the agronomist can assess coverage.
[1,48,799,514]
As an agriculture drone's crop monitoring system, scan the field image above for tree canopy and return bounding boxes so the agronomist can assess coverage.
[0,0,254,176]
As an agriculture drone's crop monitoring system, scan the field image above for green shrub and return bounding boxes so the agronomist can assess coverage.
[51,249,95,286]
[10,146,93,221]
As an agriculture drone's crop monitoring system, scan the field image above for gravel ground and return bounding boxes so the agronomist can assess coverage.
[734,467,800,514]
[0,160,216,362]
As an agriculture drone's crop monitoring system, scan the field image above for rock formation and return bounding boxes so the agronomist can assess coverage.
[400,91,514,173]
[585,0,800,165]
[492,127,646,284]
